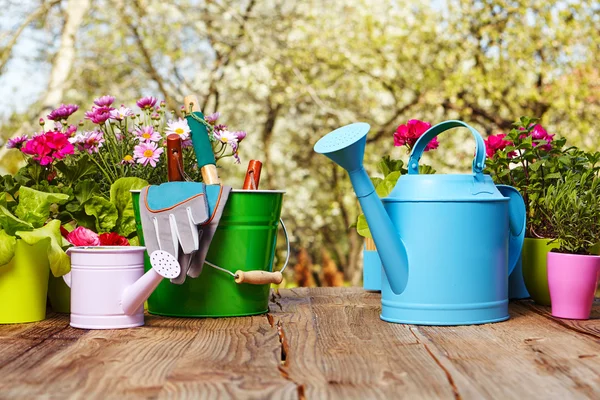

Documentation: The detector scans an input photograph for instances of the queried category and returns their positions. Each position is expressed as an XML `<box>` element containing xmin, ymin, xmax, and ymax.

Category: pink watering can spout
<box><xmin>313</xmin><ymin>123</ymin><xmax>410</xmax><ymax>295</ymax></box>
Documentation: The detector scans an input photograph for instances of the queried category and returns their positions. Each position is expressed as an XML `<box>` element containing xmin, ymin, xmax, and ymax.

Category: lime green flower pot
<box><xmin>0</xmin><ymin>240</ymin><xmax>50</xmax><ymax>324</ymax></box>
<box><xmin>522</xmin><ymin>238</ymin><xmax>560</xmax><ymax>306</ymax></box>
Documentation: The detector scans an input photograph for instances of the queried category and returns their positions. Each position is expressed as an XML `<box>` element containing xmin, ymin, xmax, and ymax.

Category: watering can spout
<box><xmin>314</xmin><ymin>123</ymin><xmax>409</xmax><ymax>294</ymax></box>
<box><xmin>121</xmin><ymin>269</ymin><xmax>164</xmax><ymax>315</ymax></box>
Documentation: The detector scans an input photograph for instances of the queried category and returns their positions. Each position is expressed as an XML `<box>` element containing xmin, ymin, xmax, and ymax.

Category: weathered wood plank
<box><xmin>268</xmin><ymin>287</ymin><xmax>472</xmax><ymax>399</ymax></box>
<box><xmin>0</xmin><ymin>313</ymin><xmax>293</xmax><ymax>399</ymax></box>
<box><xmin>269</xmin><ymin>288</ymin><xmax>600</xmax><ymax>400</ymax></box>
<box><xmin>523</xmin><ymin>299</ymin><xmax>600</xmax><ymax>339</ymax></box>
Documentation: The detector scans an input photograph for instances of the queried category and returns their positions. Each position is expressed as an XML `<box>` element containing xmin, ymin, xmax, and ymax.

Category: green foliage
<box><xmin>485</xmin><ymin>117</ymin><xmax>597</xmax><ymax>238</ymax></box>
<box><xmin>14</xmin><ymin>187</ymin><xmax>69</xmax><ymax>228</ymax></box>
<box><xmin>542</xmin><ymin>171</ymin><xmax>600</xmax><ymax>255</ymax></box>
<box><xmin>16</xmin><ymin>220</ymin><xmax>70</xmax><ymax>277</ymax></box>
<box><xmin>0</xmin><ymin>205</ymin><xmax>33</xmax><ymax>235</ymax></box>
<box><xmin>109</xmin><ymin>177</ymin><xmax>148</xmax><ymax>237</ymax></box>
<box><xmin>0</xmin><ymin>229</ymin><xmax>16</xmax><ymax>266</ymax></box>
<box><xmin>83</xmin><ymin>196</ymin><xmax>119</xmax><ymax>233</ymax></box>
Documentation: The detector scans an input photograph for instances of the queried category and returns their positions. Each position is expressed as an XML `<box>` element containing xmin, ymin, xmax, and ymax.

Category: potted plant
<box><xmin>542</xmin><ymin>170</ymin><xmax>600</xmax><ymax>319</ymax></box>
<box><xmin>484</xmin><ymin>117</ymin><xmax>594</xmax><ymax>304</ymax></box>
<box><xmin>2</xmin><ymin>96</ymin><xmax>247</xmax><ymax>313</ymax></box>
<box><xmin>355</xmin><ymin>119</ymin><xmax>438</xmax><ymax>291</ymax></box>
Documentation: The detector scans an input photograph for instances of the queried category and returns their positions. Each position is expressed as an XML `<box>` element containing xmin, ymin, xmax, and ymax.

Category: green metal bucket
<box><xmin>131</xmin><ymin>189</ymin><xmax>285</xmax><ymax>317</ymax></box>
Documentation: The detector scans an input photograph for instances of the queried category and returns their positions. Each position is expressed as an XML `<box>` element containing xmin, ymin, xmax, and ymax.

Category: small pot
<box><xmin>522</xmin><ymin>237</ymin><xmax>560</xmax><ymax>305</ymax></box>
<box><xmin>547</xmin><ymin>252</ymin><xmax>600</xmax><ymax>320</ymax></box>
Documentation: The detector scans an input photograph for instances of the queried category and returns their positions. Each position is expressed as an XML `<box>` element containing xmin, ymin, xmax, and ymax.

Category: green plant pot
<box><xmin>522</xmin><ymin>237</ymin><xmax>560</xmax><ymax>306</ymax></box>
<box><xmin>0</xmin><ymin>240</ymin><xmax>50</xmax><ymax>324</ymax></box>
<box><xmin>47</xmin><ymin>273</ymin><xmax>71</xmax><ymax>313</ymax></box>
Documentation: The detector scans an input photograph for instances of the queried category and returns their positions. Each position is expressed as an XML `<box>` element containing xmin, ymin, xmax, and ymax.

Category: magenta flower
<box><xmin>134</xmin><ymin>126</ymin><xmax>161</xmax><ymax>142</ymax></box>
<box><xmin>93</xmin><ymin>95</ymin><xmax>115</xmax><ymax>107</ymax></box>
<box><xmin>393</xmin><ymin>119</ymin><xmax>438</xmax><ymax>151</ymax></box>
<box><xmin>134</xmin><ymin>142</ymin><xmax>163</xmax><ymax>167</ymax></box>
<box><xmin>85</xmin><ymin>106</ymin><xmax>113</xmax><ymax>125</ymax></box>
<box><xmin>6</xmin><ymin>135</ymin><xmax>29</xmax><ymax>150</ymax></box>
<box><xmin>47</xmin><ymin>104</ymin><xmax>79</xmax><ymax>121</ymax></box>
<box><xmin>181</xmin><ymin>138</ymin><xmax>193</xmax><ymax>148</ymax></box>
<box><xmin>205</xmin><ymin>112</ymin><xmax>220</xmax><ymax>124</ymax></box>
<box><xmin>233</xmin><ymin>131</ymin><xmax>247</xmax><ymax>142</ymax></box>
<box><xmin>65</xmin><ymin>124</ymin><xmax>77</xmax><ymax>137</ymax></box>
<box><xmin>66</xmin><ymin>226</ymin><xmax>100</xmax><ymax>246</ymax></box>
<box><xmin>485</xmin><ymin>133</ymin><xmax>514</xmax><ymax>158</ymax></box>
<box><xmin>136</xmin><ymin>96</ymin><xmax>158</xmax><ymax>109</ymax></box>
<box><xmin>530</xmin><ymin>124</ymin><xmax>554</xmax><ymax>151</ymax></box>
<box><xmin>21</xmin><ymin>131</ymin><xmax>74</xmax><ymax>165</ymax></box>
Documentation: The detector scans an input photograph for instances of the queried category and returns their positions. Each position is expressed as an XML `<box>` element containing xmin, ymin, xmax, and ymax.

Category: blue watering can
<box><xmin>314</xmin><ymin>120</ymin><xmax>526</xmax><ymax>325</ymax></box>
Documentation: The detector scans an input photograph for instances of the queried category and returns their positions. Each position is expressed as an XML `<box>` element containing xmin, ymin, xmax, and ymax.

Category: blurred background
<box><xmin>0</xmin><ymin>0</ymin><xmax>598</xmax><ymax>287</ymax></box>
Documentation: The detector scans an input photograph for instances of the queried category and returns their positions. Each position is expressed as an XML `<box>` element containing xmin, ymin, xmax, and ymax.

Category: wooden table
<box><xmin>1</xmin><ymin>288</ymin><xmax>599</xmax><ymax>399</ymax></box>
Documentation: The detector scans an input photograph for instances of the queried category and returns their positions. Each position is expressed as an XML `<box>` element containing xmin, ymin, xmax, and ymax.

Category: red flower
<box><xmin>393</xmin><ymin>119</ymin><xmax>438</xmax><ymax>151</ymax></box>
<box><xmin>484</xmin><ymin>133</ymin><xmax>515</xmax><ymax>158</ymax></box>
<box><xmin>99</xmin><ymin>232</ymin><xmax>130</xmax><ymax>246</ymax></box>
<box><xmin>66</xmin><ymin>226</ymin><xmax>100</xmax><ymax>246</ymax></box>
<box><xmin>21</xmin><ymin>130</ymin><xmax>74</xmax><ymax>165</ymax></box>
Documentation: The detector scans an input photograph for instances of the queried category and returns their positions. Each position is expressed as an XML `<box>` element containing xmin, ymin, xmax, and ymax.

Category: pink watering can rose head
<box><xmin>63</xmin><ymin>246</ymin><xmax>180</xmax><ymax>329</ymax></box>
<box><xmin>314</xmin><ymin>120</ymin><xmax>526</xmax><ymax>326</ymax></box>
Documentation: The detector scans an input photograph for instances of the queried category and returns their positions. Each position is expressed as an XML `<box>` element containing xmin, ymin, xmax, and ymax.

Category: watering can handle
<box><xmin>408</xmin><ymin>120</ymin><xmax>487</xmax><ymax>176</ymax></box>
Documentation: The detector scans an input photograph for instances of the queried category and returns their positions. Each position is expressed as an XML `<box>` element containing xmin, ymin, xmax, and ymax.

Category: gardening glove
<box><xmin>138</xmin><ymin>182</ymin><xmax>209</xmax><ymax>283</ymax></box>
<box><xmin>187</xmin><ymin>184</ymin><xmax>232</xmax><ymax>278</ymax></box>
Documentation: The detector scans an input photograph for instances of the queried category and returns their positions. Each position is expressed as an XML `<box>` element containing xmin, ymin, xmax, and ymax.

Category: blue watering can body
<box><xmin>314</xmin><ymin>120</ymin><xmax>526</xmax><ymax>326</ymax></box>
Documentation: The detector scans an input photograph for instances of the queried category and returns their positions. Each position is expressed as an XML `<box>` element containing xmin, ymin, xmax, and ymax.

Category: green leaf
<box><xmin>356</xmin><ymin>213</ymin><xmax>372</xmax><ymax>238</ymax></box>
<box><xmin>375</xmin><ymin>171</ymin><xmax>401</xmax><ymax>197</ymax></box>
<box><xmin>0</xmin><ymin>205</ymin><xmax>34</xmax><ymax>235</ymax></box>
<box><xmin>0</xmin><ymin>229</ymin><xmax>16</xmax><ymax>266</ymax></box>
<box><xmin>0</xmin><ymin>192</ymin><xmax>6</xmax><ymax>208</ymax></box>
<box><xmin>544</xmin><ymin>172</ymin><xmax>561</xmax><ymax>180</ymax></box>
<box><xmin>110</xmin><ymin>177</ymin><xmax>148</xmax><ymax>237</ymax></box>
<box><xmin>1</xmin><ymin>175</ymin><xmax>19</xmax><ymax>197</ymax></box>
<box><xmin>16</xmin><ymin>220</ymin><xmax>70</xmax><ymax>277</ymax></box>
<box><xmin>128</xmin><ymin>236</ymin><xmax>140</xmax><ymax>246</ymax></box>
<box><xmin>84</xmin><ymin>196</ymin><xmax>119</xmax><ymax>232</ymax></box>
<box><xmin>370</xmin><ymin>177</ymin><xmax>383</xmax><ymax>188</ymax></box>
<box><xmin>419</xmin><ymin>164</ymin><xmax>436</xmax><ymax>175</ymax></box>
<box><xmin>75</xmin><ymin>180</ymin><xmax>100</xmax><ymax>205</ymax></box>
<box><xmin>54</xmin><ymin>154</ymin><xmax>97</xmax><ymax>185</ymax></box>
<box><xmin>14</xmin><ymin>186</ymin><xmax>69</xmax><ymax>228</ymax></box>
<box><xmin>377</xmin><ymin>156</ymin><xmax>405</xmax><ymax>176</ymax></box>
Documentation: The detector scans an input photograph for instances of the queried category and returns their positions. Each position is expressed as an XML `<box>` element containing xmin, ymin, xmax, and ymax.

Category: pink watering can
<box><xmin>63</xmin><ymin>246</ymin><xmax>179</xmax><ymax>329</ymax></box>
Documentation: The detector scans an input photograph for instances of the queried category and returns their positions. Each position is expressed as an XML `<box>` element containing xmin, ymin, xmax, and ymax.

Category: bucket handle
<box><xmin>204</xmin><ymin>218</ymin><xmax>290</xmax><ymax>285</ymax></box>
<box><xmin>408</xmin><ymin>120</ymin><xmax>487</xmax><ymax>176</ymax></box>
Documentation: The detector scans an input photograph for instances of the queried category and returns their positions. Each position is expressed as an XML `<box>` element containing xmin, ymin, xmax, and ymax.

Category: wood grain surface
<box><xmin>0</xmin><ymin>288</ymin><xmax>598</xmax><ymax>399</ymax></box>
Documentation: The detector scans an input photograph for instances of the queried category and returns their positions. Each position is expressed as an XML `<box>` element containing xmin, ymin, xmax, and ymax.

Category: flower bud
<box><xmin>39</xmin><ymin>118</ymin><xmax>45</xmax><ymax>126</ymax></box>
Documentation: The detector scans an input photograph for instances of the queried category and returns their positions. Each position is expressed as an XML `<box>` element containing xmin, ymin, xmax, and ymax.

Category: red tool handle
<box><xmin>242</xmin><ymin>160</ymin><xmax>262</xmax><ymax>190</ymax></box>
<box><xmin>167</xmin><ymin>134</ymin><xmax>184</xmax><ymax>182</ymax></box>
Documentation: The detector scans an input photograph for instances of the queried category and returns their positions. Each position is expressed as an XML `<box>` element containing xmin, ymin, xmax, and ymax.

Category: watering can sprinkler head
<box><xmin>314</xmin><ymin>123</ymin><xmax>410</xmax><ymax>295</ymax></box>
<box><xmin>314</xmin><ymin>122</ymin><xmax>370</xmax><ymax>174</ymax></box>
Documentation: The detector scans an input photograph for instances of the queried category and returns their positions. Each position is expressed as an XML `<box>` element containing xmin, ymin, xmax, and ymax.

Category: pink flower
<box><xmin>393</xmin><ymin>119</ymin><xmax>438</xmax><ymax>151</ymax></box>
<box><xmin>530</xmin><ymin>124</ymin><xmax>554</xmax><ymax>151</ymax></box>
<box><xmin>134</xmin><ymin>141</ymin><xmax>163</xmax><ymax>167</ymax></box>
<box><xmin>109</xmin><ymin>106</ymin><xmax>134</xmax><ymax>121</ymax></box>
<box><xmin>121</xmin><ymin>155</ymin><xmax>135</xmax><ymax>165</ymax></box>
<box><xmin>484</xmin><ymin>133</ymin><xmax>514</xmax><ymax>158</ymax></box>
<box><xmin>134</xmin><ymin>126</ymin><xmax>161</xmax><ymax>142</ymax></box>
<box><xmin>85</xmin><ymin>106</ymin><xmax>113</xmax><ymax>125</ymax></box>
<box><xmin>66</xmin><ymin>226</ymin><xmax>100</xmax><ymax>246</ymax></box>
<box><xmin>6</xmin><ymin>135</ymin><xmax>29</xmax><ymax>149</ymax></box>
<box><xmin>234</xmin><ymin>131</ymin><xmax>247</xmax><ymax>142</ymax></box>
<box><xmin>181</xmin><ymin>139</ymin><xmax>193</xmax><ymax>148</ymax></box>
<box><xmin>69</xmin><ymin>131</ymin><xmax>104</xmax><ymax>154</ymax></box>
<box><xmin>136</xmin><ymin>96</ymin><xmax>158</xmax><ymax>109</ymax></box>
<box><xmin>94</xmin><ymin>95</ymin><xmax>115</xmax><ymax>107</ymax></box>
<box><xmin>21</xmin><ymin>131</ymin><xmax>74</xmax><ymax>165</ymax></box>
<box><xmin>47</xmin><ymin>104</ymin><xmax>79</xmax><ymax>121</ymax></box>
<box><xmin>205</xmin><ymin>112</ymin><xmax>220</xmax><ymax>124</ymax></box>
<box><xmin>65</xmin><ymin>124</ymin><xmax>77</xmax><ymax>137</ymax></box>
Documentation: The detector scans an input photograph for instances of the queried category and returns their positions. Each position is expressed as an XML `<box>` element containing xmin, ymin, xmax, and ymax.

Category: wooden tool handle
<box><xmin>183</xmin><ymin>94</ymin><xmax>221</xmax><ymax>185</ymax></box>
<box><xmin>242</xmin><ymin>160</ymin><xmax>262</xmax><ymax>190</ymax></box>
<box><xmin>234</xmin><ymin>270</ymin><xmax>283</xmax><ymax>285</ymax></box>
<box><xmin>183</xmin><ymin>95</ymin><xmax>201</xmax><ymax>113</ymax></box>
<box><xmin>167</xmin><ymin>134</ymin><xmax>184</xmax><ymax>182</ymax></box>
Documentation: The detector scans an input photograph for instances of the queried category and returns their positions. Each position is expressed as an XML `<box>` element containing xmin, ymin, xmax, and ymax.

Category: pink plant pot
<box><xmin>547</xmin><ymin>252</ymin><xmax>600</xmax><ymax>320</ymax></box>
